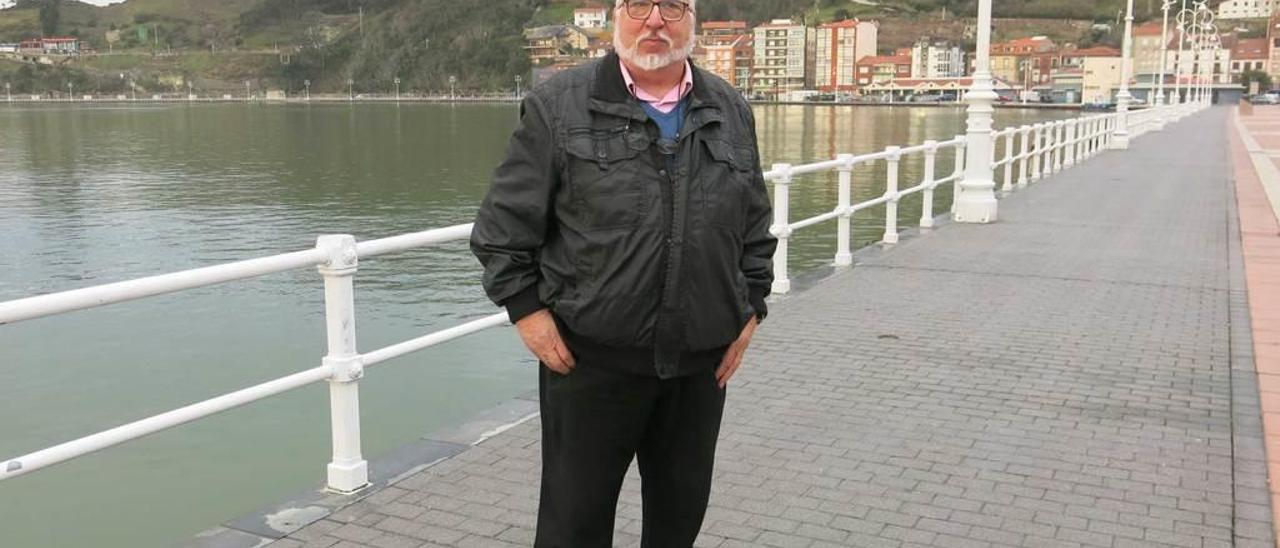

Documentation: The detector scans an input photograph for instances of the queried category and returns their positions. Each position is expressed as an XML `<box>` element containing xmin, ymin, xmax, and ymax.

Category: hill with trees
<box><xmin>0</xmin><ymin>0</ymin><xmax>1227</xmax><ymax>95</ymax></box>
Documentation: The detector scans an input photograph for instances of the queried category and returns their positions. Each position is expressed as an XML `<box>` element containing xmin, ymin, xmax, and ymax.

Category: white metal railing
<box><xmin>765</xmin><ymin>101</ymin><xmax>1203</xmax><ymax>294</ymax></box>
<box><xmin>0</xmin><ymin>99</ymin><xmax>1207</xmax><ymax>492</ymax></box>
<box><xmin>0</xmin><ymin>224</ymin><xmax>507</xmax><ymax>492</ymax></box>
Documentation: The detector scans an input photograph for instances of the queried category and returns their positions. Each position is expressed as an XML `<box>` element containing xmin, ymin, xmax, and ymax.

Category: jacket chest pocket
<box><xmin>700</xmin><ymin>138</ymin><xmax>756</xmax><ymax>230</ymax></box>
<box><xmin>565</xmin><ymin>130</ymin><xmax>656</xmax><ymax>232</ymax></box>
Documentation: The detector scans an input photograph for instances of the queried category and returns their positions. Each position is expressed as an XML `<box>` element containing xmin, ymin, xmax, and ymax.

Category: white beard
<box><xmin>614</xmin><ymin>31</ymin><xmax>694</xmax><ymax>71</ymax></box>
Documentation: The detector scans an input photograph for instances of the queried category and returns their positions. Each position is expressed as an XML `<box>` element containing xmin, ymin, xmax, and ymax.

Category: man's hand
<box><xmin>516</xmin><ymin>309</ymin><xmax>576</xmax><ymax>374</ymax></box>
<box><xmin>715</xmin><ymin>316</ymin><xmax>758</xmax><ymax>389</ymax></box>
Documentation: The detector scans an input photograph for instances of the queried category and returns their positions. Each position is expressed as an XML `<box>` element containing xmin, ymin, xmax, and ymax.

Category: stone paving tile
<box><xmin>271</xmin><ymin>108</ymin><xmax>1271</xmax><ymax>547</ymax></box>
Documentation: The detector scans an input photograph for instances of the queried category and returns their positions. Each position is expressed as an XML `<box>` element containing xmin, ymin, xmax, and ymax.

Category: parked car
<box><xmin>1252</xmin><ymin>93</ymin><xmax>1280</xmax><ymax>105</ymax></box>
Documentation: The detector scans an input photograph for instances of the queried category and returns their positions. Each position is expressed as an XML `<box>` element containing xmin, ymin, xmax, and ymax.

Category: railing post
<box><xmin>770</xmin><ymin>164</ymin><xmax>792</xmax><ymax>294</ymax></box>
<box><xmin>1041</xmin><ymin>122</ymin><xmax>1054</xmax><ymax>179</ymax></box>
<box><xmin>835</xmin><ymin>155</ymin><xmax>854</xmax><ymax>266</ymax></box>
<box><xmin>951</xmin><ymin>137</ymin><xmax>967</xmax><ymax>212</ymax></box>
<box><xmin>883</xmin><ymin>146</ymin><xmax>902</xmax><ymax>244</ymax></box>
<box><xmin>1053</xmin><ymin>121</ymin><xmax>1065</xmax><ymax>172</ymax></box>
<box><xmin>316</xmin><ymin>234</ymin><xmax>369</xmax><ymax>494</ymax></box>
<box><xmin>1001</xmin><ymin>130</ymin><xmax>1015</xmax><ymax>194</ymax></box>
<box><xmin>1064</xmin><ymin>119</ymin><xmax>1077</xmax><ymax>168</ymax></box>
<box><xmin>920</xmin><ymin>141</ymin><xmax>938</xmax><ymax>228</ymax></box>
<box><xmin>1030</xmin><ymin>124</ymin><xmax>1043</xmax><ymax>182</ymax></box>
<box><xmin>1017</xmin><ymin>126</ymin><xmax>1031</xmax><ymax>189</ymax></box>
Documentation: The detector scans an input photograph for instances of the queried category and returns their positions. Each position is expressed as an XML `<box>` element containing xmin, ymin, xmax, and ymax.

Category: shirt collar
<box><xmin>619</xmin><ymin>58</ymin><xmax>694</xmax><ymax>112</ymax></box>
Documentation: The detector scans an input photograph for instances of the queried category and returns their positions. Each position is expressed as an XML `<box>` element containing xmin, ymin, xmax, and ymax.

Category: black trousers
<box><xmin>534</xmin><ymin>360</ymin><xmax>727</xmax><ymax>548</ymax></box>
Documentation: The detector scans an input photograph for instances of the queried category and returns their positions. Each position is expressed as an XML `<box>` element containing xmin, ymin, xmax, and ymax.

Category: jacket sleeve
<box><xmin>740</xmin><ymin>105</ymin><xmax>778</xmax><ymax>321</ymax></box>
<box><xmin>470</xmin><ymin>94</ymin><xmax>558</xmax><ymax>324</ymax></box>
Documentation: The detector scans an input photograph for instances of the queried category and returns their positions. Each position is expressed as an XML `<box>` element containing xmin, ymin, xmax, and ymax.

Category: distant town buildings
<box><xmin>990</xmin><ymin>36</ymin><xmax>1058</xmax><ymax>89</ymax></box>
<box><xmin>814</xmin><ymin>19</ymin><xmax>877</xmax><ymax>92</ymax></box>
<box><xmin>523</xmin><ymin>25</ymin><xmax>592</xmax><ymax>65</ymax></box>
<box><xmin>18</xmin><ymin>36</ymin><xmax>81</xmax><ymax>55</ymax></box>
<box><xmin>910</xmin><ymin>38</ymin><xmax>965</xmax><ymax>79</ymax></box>
<box><xmin>855</xmin><ymin>53</ymin><xmax>912</xmax><ymax>86</ymax></box>
<box><xmin>695</xmin><ymin>22</ymin><xmax>753</xmax><ymax>91</ymax></box>
<box><xmin>1130</xmin><ymin>22</ymin><xmax>1167</xmax><ymax>83</ymax></box>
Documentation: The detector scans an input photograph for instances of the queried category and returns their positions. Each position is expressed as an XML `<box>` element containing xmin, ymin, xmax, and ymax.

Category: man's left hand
<box><xmin>715</xmin><ymin>316</ymin><xmax>758</xmax><ymax>389</ymax></box>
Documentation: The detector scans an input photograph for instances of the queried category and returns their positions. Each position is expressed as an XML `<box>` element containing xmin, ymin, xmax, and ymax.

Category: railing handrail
<box><xmin>1</xmin><ymin>100</ymin><xmax>1204</xmax><ymax>489</ymax></box>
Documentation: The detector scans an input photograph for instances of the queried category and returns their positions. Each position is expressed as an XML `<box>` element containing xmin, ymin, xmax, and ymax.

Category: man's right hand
<box><xmin>515</xmin><ymin>308</ymin><xmax>576</xmax><ymax>374</ymax></box>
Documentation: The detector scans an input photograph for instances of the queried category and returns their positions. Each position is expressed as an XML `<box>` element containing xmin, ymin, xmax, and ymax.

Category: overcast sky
<box><xmin>0</xmin><ymin>0</ymin><xmax>128</xmax><ymax>6</ymax></box>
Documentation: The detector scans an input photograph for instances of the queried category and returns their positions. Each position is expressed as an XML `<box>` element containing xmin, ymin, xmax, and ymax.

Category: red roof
<box><xmin>1233</xmin><ymin>38</ymin><xmax>1269</xmax><ymax>60</ymax></box>
<box><xmin>1133</xmin><ymin>22</ymin><xmax>1164</xmax><ymax>37</ymax></box>
<box><xmin>1069</xmin><ymin>46</ymin><xmax>1121</xmax><ymax>57</ymax></box>
<box><xmin>820</xmin><ymin>19</ymin><xmax>861</xmax><ymax>29</ymax></box>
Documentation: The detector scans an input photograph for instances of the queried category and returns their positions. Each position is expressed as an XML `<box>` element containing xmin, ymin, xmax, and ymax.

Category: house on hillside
<box><xmin>574</xmin><ymin>6</ymin><xmax>609</xmax><ymax>29</ymax></box>
<box><xmin>18</xmin><ymin>36</ymin><xmax>81</xmax><ymax>55</ymax></box>
<box><xmin>523</xmin><ymin>25</ymin><xmax>591</xmax><ymax>65</ymax></box>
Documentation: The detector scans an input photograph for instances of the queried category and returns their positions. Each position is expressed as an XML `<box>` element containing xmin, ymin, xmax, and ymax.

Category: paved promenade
<box><xmin>266</xmin><ymin>107</ymin><xmax>1272</xmax><ymax>548</ymax></box>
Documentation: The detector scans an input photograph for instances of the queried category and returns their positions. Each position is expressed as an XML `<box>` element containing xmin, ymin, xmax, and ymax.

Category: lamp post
<box><xmin>347</xmin><ymin>78</ymin><xmax>354</xmax><ymax>101</ymax></box>
<box><xmin>1175</xmin><ymin>0</ymin><xmax>1189</xmax><ymax>105</ymax></box>
<box><xmin>1111</xmin><ymin>0</ymin><xmax>1135</xmax><ymax>150</ymax></box>
<box><xmin>449</xmin><ymin>75</ymin><xmax>457</xmax><ymax>100</ymax></box>
<box><xmin>5</xmin><ymin>82</ymin><xmax>9</xmax><ymax>103</ymax></box>
<box><xmin>954</xmin><ymin>0</ymin><xmax>998</xmax><ymax>223</ymax></box>
<box><xmin>394</xmin><ymin>77</ymin><xmax>401</xmax><ymax>101</ymax></box>
<box><xmin>67</xmin><ymin>82</ymin><xmax>74</xmax><ymax>102</ymax></box>
<box><xmin>515</xmin><ymin>74</ymin><xmax>522</xmax><ymax>99</ymax></box>
<box><xmin>245</xmin><ymin>80</ymin><xmax>252</xmax><ymax>101</ymax></box>
<box><xmin>1155</xmin><ymin>0</ymin><xmax>1176</xmax><ymax>126</ymax></box>
<box><xmin>304</xmin><ymin>79</ymin><xmax>311</xmax><ymax>101</ymax></box>
<box><xmin>130</xmin><ymin>79</ymin><xmax>136</xmax><ymax>102</ymax></box>
<box><xmin>187</xmin><ymin>81</ymin><xmax>194</xmax><ymax>101</ymax></box>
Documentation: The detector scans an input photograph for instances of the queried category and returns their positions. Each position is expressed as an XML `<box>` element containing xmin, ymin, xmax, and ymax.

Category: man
<box><xmin>470</xmin><ymin>0</ymin><xmax>775</xmax><ymax>545</ymax></box>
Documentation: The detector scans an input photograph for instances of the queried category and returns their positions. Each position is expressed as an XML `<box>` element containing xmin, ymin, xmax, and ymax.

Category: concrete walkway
<box><xmin>267</xmin><ymin>108</ymin><xmax>1273</xmax><ymax>548</ymax></box>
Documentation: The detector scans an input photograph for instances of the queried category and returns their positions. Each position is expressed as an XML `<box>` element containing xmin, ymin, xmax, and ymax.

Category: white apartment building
<box><xmin>1218</xmin><ymin>0</ymin><xmax>1275</xmax><ymax>20</ymax></box>
<box><xmin>814</xmin><ymin>19</ymin><xmax>877</xmax><ymax>91</ymax></box>
<box><xmin>574</xmin><ymin>7</ymin><xmax>608</xmax><ymax>29</ymax></box>
<box><xmin>910</xmin><ymin>38</ymin><xmax>966</xmax><ymax>79</ymax></box>
<box><xmin>753</xmin><ymin>19</ymin><xmax>810</xmax><ymax>95</ymax></box>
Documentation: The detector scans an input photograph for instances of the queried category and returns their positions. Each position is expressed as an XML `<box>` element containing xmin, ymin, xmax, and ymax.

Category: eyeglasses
<box><xmin>623</xmin><ymin>0</ymin><xmax>693</xmax><ymax>22</ymax></box>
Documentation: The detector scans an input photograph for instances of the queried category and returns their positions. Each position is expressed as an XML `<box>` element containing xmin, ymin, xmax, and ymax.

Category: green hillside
<box><xmin>0</xmin><ymin>0</ymin><xmax>1233</xmax><ymax>95</ymax></box>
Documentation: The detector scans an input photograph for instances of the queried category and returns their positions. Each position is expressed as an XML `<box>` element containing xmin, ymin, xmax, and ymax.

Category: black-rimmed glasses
<box><xmin>623</xmin><ymin>0</ymin><xmax>693</xmax><ymax>22</ymax></box>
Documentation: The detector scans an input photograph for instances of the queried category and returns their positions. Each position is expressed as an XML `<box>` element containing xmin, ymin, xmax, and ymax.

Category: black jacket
<box><xmin>470</xmin><ymin>52</ymin><xmax>776</xmax><ymax>378</ymax></box>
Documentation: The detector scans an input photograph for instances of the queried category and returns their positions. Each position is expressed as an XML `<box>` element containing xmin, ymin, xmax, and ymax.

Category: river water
<box><xmin>0</xmin><ymin>102</ymin><xmax>1071</xmax><ymax>547</ymax></box>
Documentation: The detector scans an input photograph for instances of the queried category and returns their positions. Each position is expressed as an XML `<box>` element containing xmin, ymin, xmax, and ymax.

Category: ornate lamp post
<box><xmin>515</xmin><ymin>74</ymin><xmax>522</xmax><ymax>99</ymax></box>
<box><xmin>187</xmin><ymin>81</ymin><xmax>194</xmax><ymax>101</ymax></box>
<box><xmin>347</xmin><ymin>78</ymin><xmax>354</xmax><ymax>101</ymax></box>
<box><xmin>1155</xmin><ymin>0</ymin><xmax>1177</xmax><ymax>126</ymax></box>
<box><xmin>1175</xmin><ymin>0</ymin><xmax>1190</xmax><ymax>105</ymax></box>
<box><xmin>394</xmin><ymin>77</ymin><xmax>401</xmax><ymax>101</ymax></box>
<box><xmin>449</xmin><ymin>75</ymin><xmax>457</xmax><ymax>100</ymax></box>
<box><xmin>954</xmin><ymin>0</ymin><xmax>998</xmax><ymax>223</ymax></box>
<box><xmin>67</xmin><ymin>82</ymin><xmax>74</xmax><ymax>102</ymax></box>
<box><xmin>1112</xmin><ymin>0</ymin><xmax>1135</xmax><ymax>150</ymax></box>
<box><xmin>304</xmin><ymin>79</ymin><xmax>311</xmax><ymax>101</ymax></box>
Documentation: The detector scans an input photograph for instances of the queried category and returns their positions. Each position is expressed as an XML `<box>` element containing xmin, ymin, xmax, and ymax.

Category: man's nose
<box><xmin>644</xmin><ymin>5</ymin><xmax>666</xmax><ymax>29</ymax></box>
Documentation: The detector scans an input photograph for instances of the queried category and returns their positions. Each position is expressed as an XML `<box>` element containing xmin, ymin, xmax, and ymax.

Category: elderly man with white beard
<box><xmin>470</xmin><ymin>1</ymin><xmax>776</xmax><ymax>545</ymax></box>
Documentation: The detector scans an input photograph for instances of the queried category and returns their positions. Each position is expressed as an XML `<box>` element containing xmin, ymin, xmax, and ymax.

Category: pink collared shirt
<box><xmin>619</xmin><ymin>59</ymin><xmax>693</xmax><ymax>114</ymax></box>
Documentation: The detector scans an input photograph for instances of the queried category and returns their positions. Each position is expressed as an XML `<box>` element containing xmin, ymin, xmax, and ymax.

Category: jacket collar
<box><xmin>589</xmin><ymin>51</ymin><xmax>719</xmax><ymax>122</ymax></box>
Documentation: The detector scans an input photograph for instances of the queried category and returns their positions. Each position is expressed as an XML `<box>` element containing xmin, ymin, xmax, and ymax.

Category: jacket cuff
<box><xmin>502</xmin><ymin>286</ymin><xmax>543</xmax><ymax>324</ymax></box>
<box><xmin>749</xmin><ymin>287</ymin><xmax>769</xmax><ymax>322</ymax></box>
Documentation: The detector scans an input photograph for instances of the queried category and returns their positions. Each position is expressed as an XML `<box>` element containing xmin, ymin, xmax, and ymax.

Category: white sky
<box><xmin>0</xmin><ymin>0</ymin><xmax>127</xmax><ymax>6</ymax></box>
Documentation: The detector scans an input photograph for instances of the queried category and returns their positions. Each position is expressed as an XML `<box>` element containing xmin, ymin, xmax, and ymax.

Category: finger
<box><xmin>719</xmin><ymin>355</ymin><xmax>742</xmax><ymax>388</ymax></box>
<box><xmin>716</xmin><ymin>347</ymin><xmax>741</xmax><ymax>384</ymax></box>
<box><xmin>542</xmin><ymin>354</ymin><xmax>570</xmax><ymax>375</ymax></box>
<box><xmin>552</xmin><ymin>340</ymin><xmax>575</xmax><ymax>370</ymax></box>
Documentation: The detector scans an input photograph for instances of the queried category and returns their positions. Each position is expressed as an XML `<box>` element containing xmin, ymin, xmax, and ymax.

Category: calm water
<box><xmin>0</xmin><ymin>102</ymin><xmax>1070</xmax><ymax>547</ymax></box>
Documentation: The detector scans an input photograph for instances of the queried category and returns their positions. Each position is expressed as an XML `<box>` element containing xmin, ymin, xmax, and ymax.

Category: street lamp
<box><xmin>245</xmin><ymin>80</ymin><xmax>252</xmax><ymax>101</ymax></box>
<box><xmin>67</xmin><ymin>82</ymin><xmax>74</xmax><ymax>102</ymax></box>
<box><xmin>449</xmin><ymin>75</ymin><xmax>457</xmax><ymax>100</ymax></box>
<box><xmin>304</xmin><ymin>79</ymin><xmax>311</xmax><ymax>101</ymax></box>
<box><xmin>954</xmin><ymin>0</ymin><xmax>998</xmax><ymax>223</ymax></box>
<box><xmin>515</xmin><ymin>74</ymin><xmax>523</xmax><ymax>99</ymax></box>
<box><xmin>1156</xmin><ymin>0</ymin><xmax>1176</xmax><ymax>120</ymax></box>
<box><xmin>347</xmin><ymin>78</ymin><xmax>354</xmax><ymax>101</ymax></box>
<box><xmin>1112</xmin><ymin>0</ymin><xmax>1135</xmax><ymax>150</ymax></box>
<box><xmin>394</xmin><ymin>77</ymin><xmax>401</xmax><ymax>101</ymax></box>
<box><xmin>187</xmin><ymin>81</ymin><xmax>194</xmax><ymax>101</ymax></box>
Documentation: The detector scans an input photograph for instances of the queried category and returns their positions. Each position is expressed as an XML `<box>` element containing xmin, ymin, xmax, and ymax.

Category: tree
<box><xmin>1241</xmin><ymin>69</ymin><xmax>1273</xmax><ymax>93</ymax></box>
<box><xmin>39</xmin><ymin>0</ymin><xmax>60</xmax><ymax>36</ymax></box>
